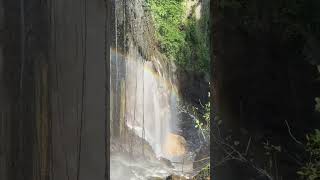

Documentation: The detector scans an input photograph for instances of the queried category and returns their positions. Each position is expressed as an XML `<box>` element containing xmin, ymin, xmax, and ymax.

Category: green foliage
<box><xmin>146</xmin><ymin>0</ymin><xmax>210</xmax><ymax>73</ymax></box>
<box><xmin>180</xmin><ymin>15</ymin><xmax>210</xmax><ymax>73</ymax></box>
<box><xmin>306</xmin><ymin>130</ymin><xmax>320</xmax><ymax>160</ymax></box>
<box><xmin>195</xmin><ymin>163</ymin><xmax>210</xmax><ymax>179</ymax></box>
<box><xmin>297</xmin><ymin>130</ymin><xmax>320</xmax><ymax>180</ymax></box>
<box><xmin>297</xmin><ymin>97</ymin><xmax>320</xmax><ymax>180</ymax></box>
<box><xmin>146</xmin><ymin>0</ymin><xmax>186</xmax><ymax>60</ymax></box>
<box><xmin>194</xmin><ymin>91</ymin><xmax>210</xmax><ymax>141</ymax></box>
<box><xmin>298</xmin><ymin>162</ymin><xmax>320</xmax><ymax>180</ymax></box>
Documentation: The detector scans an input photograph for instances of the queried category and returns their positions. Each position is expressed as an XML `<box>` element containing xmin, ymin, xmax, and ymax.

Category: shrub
<box><xmin>297</xmin><ymin>130</ymin><xmax>320</xmax><ymax>180</ymax></box>
<box><xmin>146</xmin><ymin>0</ymin><xmax>210</xmax><ymax>73</ymax></box>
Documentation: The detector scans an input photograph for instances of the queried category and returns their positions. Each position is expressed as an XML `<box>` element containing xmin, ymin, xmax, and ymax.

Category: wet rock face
<box><xmin>159</xmin><ymin>157</ymin><xmax>174</xmax><ymax>168</ymax></box>
<box><xmin>177</xmin><ymin>69</ymin><xmax>209</xmax><ymax>106</ymax></box>
<box><xmin>111</xmin><ymin>128</ymin><xmax>157</xmax><ymax>161</ymax></box>
<box><xmin>115</xmin><ymin>0</ymin><xmax>177</xmax><ymax>89</ymax></box>
<box><xmin>165</xmin><ymin>174</ymin><xmax>189</xmax><ymax>180</ymax></box>
<box><xmin>116</xmin><ymin>0</ymin><xmax>158</xmax><ymax>61</ymax></box>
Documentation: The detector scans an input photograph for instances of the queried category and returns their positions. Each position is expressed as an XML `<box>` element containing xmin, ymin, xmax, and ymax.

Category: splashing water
<box><xmin>110</xmin><ymin>45</ymin><xmax>196</xmax><ymax>179</ymax></box>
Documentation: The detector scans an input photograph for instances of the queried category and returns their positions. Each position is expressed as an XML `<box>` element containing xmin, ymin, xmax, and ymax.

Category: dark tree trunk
<box><xmin>0</xmin><ymin>0</ymin><xmax>111</xmax><ymax>179</ymax></box>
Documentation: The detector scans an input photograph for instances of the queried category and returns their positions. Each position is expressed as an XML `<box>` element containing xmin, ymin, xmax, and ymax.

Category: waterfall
<box><xmin>110</xmin><ymin>0</ymin><xmax>204</xmax><ymax>179</ymax></box>
<box><xmin>110</xmin><ymin>45</ymin><xmax>193</xmax><ymax>179</ymax></box>
<box><xmin>121</xmin><ymin>47</ymin><xmax>179</xmax><ymax>160</ymax></box>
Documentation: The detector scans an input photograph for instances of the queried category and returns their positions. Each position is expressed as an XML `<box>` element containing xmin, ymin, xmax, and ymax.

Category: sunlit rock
<box><xmin>163</xmin><ymin>133</ymin><xmax>187</xmax><ymax>157</ymax></box>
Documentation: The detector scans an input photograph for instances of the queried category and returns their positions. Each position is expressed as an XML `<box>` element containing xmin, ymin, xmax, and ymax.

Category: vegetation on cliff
<box><xmin>146</xmin><ymin>0</ymin><xmax>210</xmax><ymax>73</ymax></box>
<box><xmin>298</xmin><ymin>129</ymin><xmax>320</xmax><ymax>180</ymax></box>
<box><xmin>298</xmin><ymin>99</ymin><xmax>320</xmax><ymax>180</ymax></box>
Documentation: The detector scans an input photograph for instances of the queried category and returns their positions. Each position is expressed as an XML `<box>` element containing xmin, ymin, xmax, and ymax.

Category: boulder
<box><xmin>163</xmin><ymin>133</ymin><xmax>187</xmax><ymax>157</ymax></box>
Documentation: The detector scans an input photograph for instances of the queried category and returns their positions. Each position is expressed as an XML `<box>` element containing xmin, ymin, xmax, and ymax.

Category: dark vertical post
<box><xmin>105</xmin><ymin>1</ymin><xmax>112</xmax><ymax>178</ymax></box>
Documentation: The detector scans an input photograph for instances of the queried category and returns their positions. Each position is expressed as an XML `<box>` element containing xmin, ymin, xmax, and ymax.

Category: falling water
<box><xmin>110</xmin><ymin>43</ymin><xmax>198</xmax><ymax>177</ymax></box>
<box><xmin>110</xmin><ymin>0</ymin><xmax>206</xmax><ymax>179</ymax></box>
<box><xmin>122</xmin><ymin>47</ymin><xmax>180</xmax><ymax>160</ymax></box>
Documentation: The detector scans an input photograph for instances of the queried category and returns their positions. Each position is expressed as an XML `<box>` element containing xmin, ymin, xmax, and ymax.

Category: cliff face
<box><xmin>110</xmin><ymin>1</ymin><xmax>210</xmax><ymax>178</ymax></box>
<box><xmin>118</xmin><ymin>0</ymin><xmax>177</xmax><ymax>86</ymax></box>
